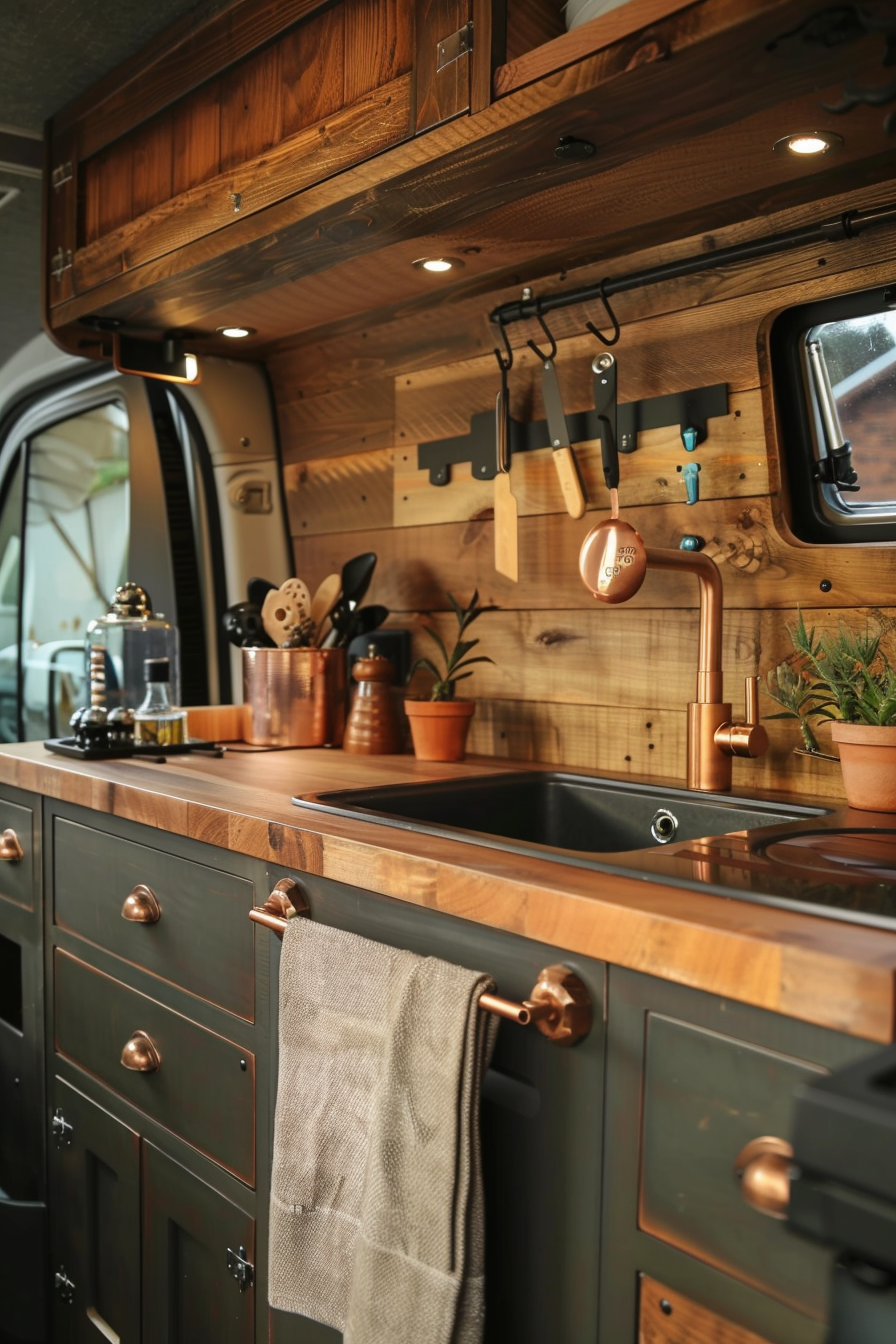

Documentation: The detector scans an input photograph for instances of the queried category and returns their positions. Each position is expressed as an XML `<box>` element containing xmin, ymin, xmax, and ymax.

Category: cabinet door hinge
<box><xmin>50</xmin><ymin>247</ymin><xmax>72</xmax><ymax>283</ymax></box>
<box><xmin>437</xmin><ymin>20</ymin><xmax>473</xmax><ymax>72</ymax></box>
<box><xmin>226</xmin><ymin>1245</ymin><xmax>254</xmax><ymax>1291</ymax></box>
<box><xmin>51</xmin><ymin>162</ymin><xmax>72</xmax><ymax>191</ymax></box>
<box><xmin>54</xmin><ymin>1267</ymin><xmax>76</xmax><ymax>1303</ymax></box>
<box><xmin>51</xmin><ymin>1107</ymin><xmax>73</xmax><ymax>1148</ymax></box>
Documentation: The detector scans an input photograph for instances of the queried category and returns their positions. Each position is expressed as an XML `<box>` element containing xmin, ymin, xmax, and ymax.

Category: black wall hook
<box><xmin>526</xmin><ymin>312</ymin><xmax>558</xmax><ymax>362</ymax></box>
<box><xmin>493</xmin><ymin>318</ymin><xmax>514</xmax><ymax>372</ymax></box>
<box><xmin>584</xmin><ymin>281</ymin><xmax>621</xmax><ymax>346</ymax></box>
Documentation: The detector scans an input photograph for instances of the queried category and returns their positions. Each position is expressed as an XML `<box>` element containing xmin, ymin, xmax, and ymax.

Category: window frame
<box><xmin>771</xmin><ymin>280</ymin><xmax>896</xmax><ymax>545</ymax></box>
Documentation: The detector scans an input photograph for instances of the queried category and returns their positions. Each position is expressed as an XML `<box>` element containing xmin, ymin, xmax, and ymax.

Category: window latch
<box><xmin>815</xmin><ymin>442</ymin><xmax>860</xmax><ymax>492</ymax></box>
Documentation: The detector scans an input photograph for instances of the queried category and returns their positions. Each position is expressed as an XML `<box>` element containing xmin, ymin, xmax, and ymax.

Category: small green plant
<box><xmin>765</xmin><ymin>611</ymin><xmax>896</xmax><ymax>752</ymax></box>
<box><xmin>409</xmin><ymin>590</ymin><xmax>494</xmax><ymax>702</ymax></box>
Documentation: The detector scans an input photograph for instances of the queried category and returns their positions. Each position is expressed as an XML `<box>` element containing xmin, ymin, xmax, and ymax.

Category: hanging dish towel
<box><xmin>268</xmin><ymin>917</ymin><xmax>500</xmax><ymax>1344</ymax></box>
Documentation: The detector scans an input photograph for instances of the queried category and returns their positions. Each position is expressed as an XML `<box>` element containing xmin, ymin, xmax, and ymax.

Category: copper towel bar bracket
<box><xmin>250</xmin><ymin>885</ymin><xmax>592</xmax><ymax>1046</ymax></box>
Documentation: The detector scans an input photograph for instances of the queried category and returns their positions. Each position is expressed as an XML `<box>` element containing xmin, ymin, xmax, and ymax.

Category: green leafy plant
<box><xmin>765</xmin><ymin>611</ymin><xmax>896</xmax><ymax>752</ymax></box>
<box><xmin>408</xmin><ymin>590</ymin><xmax>494</xmax><ymax>702</ymax></box>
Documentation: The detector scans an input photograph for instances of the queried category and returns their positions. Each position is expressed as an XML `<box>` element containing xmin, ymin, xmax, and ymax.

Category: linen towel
<box><xmin>268</xmin><ymin>917</ymin><xmax>500</xmax><ymax>1344</ymax></box>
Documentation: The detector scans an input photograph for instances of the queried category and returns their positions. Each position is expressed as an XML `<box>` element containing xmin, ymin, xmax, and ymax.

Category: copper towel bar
<box><xmin>250</xmin><ymin>878</ymin><xmax>592</xmax><ymax>1045</ymax></box>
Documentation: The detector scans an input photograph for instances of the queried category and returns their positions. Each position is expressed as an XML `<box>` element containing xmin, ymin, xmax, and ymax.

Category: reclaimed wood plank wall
<box><xmin>269</xmin><ymin>179</ymin><xmax>896</xmax><ymax>803</ymax></box>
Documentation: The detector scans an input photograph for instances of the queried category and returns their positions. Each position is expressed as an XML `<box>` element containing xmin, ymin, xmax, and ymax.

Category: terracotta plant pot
<box><xmin>405</xmin><ymin>698</ymin><xmax>475</xmax><ymax>762</ymax></box>
<box><xmin>830</xmin><ymin>722</ymin><xmax>896</xmax><ymax>812</ymax></box>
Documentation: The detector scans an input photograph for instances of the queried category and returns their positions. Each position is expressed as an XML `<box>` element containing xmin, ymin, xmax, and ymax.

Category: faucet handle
<box><xmin>714</xmin><ymin>677</ymin><xmax>769</xmax><ymax>760</ymax></box>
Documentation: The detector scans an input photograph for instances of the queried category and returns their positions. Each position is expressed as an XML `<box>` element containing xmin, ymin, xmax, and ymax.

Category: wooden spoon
<box><xmin>310</xmin><ymin>573</ymin><xmax>341</xmax><ymax>638</ymax></box>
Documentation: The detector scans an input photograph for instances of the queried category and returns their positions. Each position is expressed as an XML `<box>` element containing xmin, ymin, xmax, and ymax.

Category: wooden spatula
<box><xmin>310</xmin><ymin>573</ymin><xmax>341</xmax><ymax>643</ymax></box>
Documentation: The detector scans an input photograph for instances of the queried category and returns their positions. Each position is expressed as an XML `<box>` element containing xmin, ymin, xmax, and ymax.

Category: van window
<box><xmin>0</xmin><ymin>397</ymin><xmax>131</xmax><ymax>740</ymax></box>
<box><xmin>771</xmin><ymin>283</ymin><xmax>896</xmax><ymax>543</ymax></box>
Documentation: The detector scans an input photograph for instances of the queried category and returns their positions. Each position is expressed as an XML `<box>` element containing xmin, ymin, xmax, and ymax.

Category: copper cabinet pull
<box><xmin>0</xmin><ymin>828</ymin><xmax>24</xmax><ymax>862</ymax></box>
<box><xmin>249</xmin><ymin>877</ymin><xmax>310</xmax><ymax>933</ymax></box>
<box><xmin>121</xmin><ymin>883</ymin><xmax>161</xmax><ymax>923</ymax></box>
<box><xmin>120</xmin><ymin>1030</ymin><xmax>161</xmax><ymax>1073</ymax></box>
<box><xmin>734</xmin><ymin>1135</ymin><xmax>793</xmax><ymax>1218</ymax></box>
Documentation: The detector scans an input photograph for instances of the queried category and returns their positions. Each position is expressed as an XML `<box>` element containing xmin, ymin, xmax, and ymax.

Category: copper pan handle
<box><xmin>734</xmin><ymin>1136</ymin><xmax>793</xmax><ymax>1218</ymax></box>
<box><xmin>0</xmin><ymin>829</ymin><xmax>24</xmax><ymax>862</ymax></box>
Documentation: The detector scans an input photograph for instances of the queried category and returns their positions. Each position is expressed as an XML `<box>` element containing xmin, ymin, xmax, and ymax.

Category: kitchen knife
<box><xmin>542</xmin><ymin>357</ymin><xmax>587</xmax><ymax>519</ymax></box>
<box><xmin>494</xmin><ymin>386</ymin><xmax>518</xmax><ymax>581</ymax></box>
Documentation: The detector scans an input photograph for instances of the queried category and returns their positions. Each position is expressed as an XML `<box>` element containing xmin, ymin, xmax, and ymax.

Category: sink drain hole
<box><xmin>651</xmin><ymin>809</ymin><xmax>679</xmax><ymax>844</ymax></box>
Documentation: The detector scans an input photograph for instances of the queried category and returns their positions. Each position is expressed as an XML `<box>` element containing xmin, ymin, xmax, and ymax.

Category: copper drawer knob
<box><xmin>120</xmin><ymin>1030</ymin><xmax>161</xmax><ymax>1073</ymax></box>
<box><xmin>734</xmin><ymin>1135</ymin><xmax>793</xmax><ymax>1218</ymax></box>
<box><xmin>0</xmin><ymin>829</ymin><xmax>24</xmax><ymax>862</ymax></box>
<box><xmin>121</xmin><ymin>884</ymin><xmax>161</xmax><ymax>923</ymax></box>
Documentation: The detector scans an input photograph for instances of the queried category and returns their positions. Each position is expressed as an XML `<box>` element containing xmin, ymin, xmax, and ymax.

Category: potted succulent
<box><xmin>405</xmin><ymin>590</ymin><xmax>494</xmax><ymax>761</ymax></box>
<box><xmin>765</xmin><ymin>611</ymin><xmax>896</xmax><ymax>810</ymax></box>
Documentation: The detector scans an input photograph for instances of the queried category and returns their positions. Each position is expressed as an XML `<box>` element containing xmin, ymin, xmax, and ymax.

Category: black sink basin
<box><xmin>293</xmin><ymin>771</ymin><xmax>826</xmax><ymax>864</ymax></box>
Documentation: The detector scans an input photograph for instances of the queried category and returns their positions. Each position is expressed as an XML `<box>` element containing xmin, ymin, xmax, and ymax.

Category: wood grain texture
<box><xmin>47</xmin><ymin>0</ymin><xmax>888</xmax><ymax>334</ymax></box>
<box><xmin>414</xmin><ymin>0</ymin><xmax>471</xmax><ymax>133</ymax></box>
<box><xmin>74</xmin><ymin>79</ymin><xmax>413</xmax><ymax>293</ymax></box>
<box><xmin>639</xmin><ymin>1276</ymin><xmax>774</xmax><ymax>1344</ymax></box>
<box><xmin>1</xmin><ymin>742</ymin><xmax>894</xmax><ymax>1042</ymax></box>
<box><xmin>54</xmin><ymin>0</ymin><xmax>353</xmax><ymax>157</ymax></box>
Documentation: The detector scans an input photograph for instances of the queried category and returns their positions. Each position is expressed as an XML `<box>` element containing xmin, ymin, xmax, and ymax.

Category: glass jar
<box><xmin>133</xmin><ymin>657</ymin><xmax>187</xmax><ymax>747</ymax></box>
<box><xmin>85</xmin><ymin>582</ymin><xmax>180</xmax><ymax>715</ymax></box>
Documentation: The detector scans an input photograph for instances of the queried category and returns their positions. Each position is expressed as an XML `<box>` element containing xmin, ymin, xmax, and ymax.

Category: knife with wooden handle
<box><xmin>542</xmin><ymin>356</ymin><xmax>587</xmax><ymax>519</ymax></box>
<box><xmin>494</xmin><ymin>386</ymin><xmax>518</xmax><ymax>581</ymax></box>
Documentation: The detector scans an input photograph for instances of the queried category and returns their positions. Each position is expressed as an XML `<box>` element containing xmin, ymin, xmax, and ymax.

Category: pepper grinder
<box><xmin>343</xmin><ymin>646</ymin><xmax>404</xmax><ymax>754</ymax></box>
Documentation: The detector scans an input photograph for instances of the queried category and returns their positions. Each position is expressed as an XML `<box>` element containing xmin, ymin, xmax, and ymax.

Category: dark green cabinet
<box><xmin>599</xmin><ymin>967</ymin><xmax>877</xmax><ymax>1344</ymax></box>
<box><xmin>261</xmin><ymin>865</ymin><xmax>607</xmax><ymax>1344</ymax></box>
<box><xmin>0</xmin><ymin>783</ymin><xmax>46</xmax><ymax>1344</ymax></box>
<box><xmin>44</xmin><ymin>801</ymin><xmax>269</xmax><ymax>1344</ymax></box>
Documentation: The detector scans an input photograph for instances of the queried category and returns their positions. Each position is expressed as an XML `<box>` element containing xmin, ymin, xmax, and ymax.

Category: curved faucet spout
<box><xmin>644</xmin><ymin>547</ymin><xmax>723</xmax><ymax>705</ymax></box>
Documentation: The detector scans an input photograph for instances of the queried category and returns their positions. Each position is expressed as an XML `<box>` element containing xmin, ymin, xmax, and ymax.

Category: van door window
<box><xmin>4</xmin><ymin>399</ymin><xmax>131</xmax><ymax>740</ymax></box>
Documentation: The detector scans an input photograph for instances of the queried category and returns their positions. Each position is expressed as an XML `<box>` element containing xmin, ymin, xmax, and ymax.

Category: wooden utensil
<box><xmin>310</xmin><ymin>573</ymin><xmax>341</xmax><ymax>643</ymax></box>
<box><xmin>494</xmin><ymin>385</ymin><xmax>518</xmax><ymax>581</ymax></box>
<box><xmin>542</xmin><ymin>355</ymin><xmax>587</xmax><ymax>520</ymax></box>
<box><xmin>261</xmin><ymin>579</ymin><xmax>312</xmax><ymax>646</ymax></box>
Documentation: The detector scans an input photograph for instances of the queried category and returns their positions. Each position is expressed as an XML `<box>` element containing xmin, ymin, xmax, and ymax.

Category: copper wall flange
<box><xmin>734</xmin><ymin>1135</ymin><xmax>793</xmax><ymax>1218</ymax></box>
<box><xmin>526</xmin><ymin>964</ymin><xmax>592</xmax><ymax>1046</ymax></box>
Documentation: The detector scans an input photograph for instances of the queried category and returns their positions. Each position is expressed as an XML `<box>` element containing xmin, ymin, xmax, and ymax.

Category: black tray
<box><xmin>44</xmin><ymin>737</ymin><xmax>224</xmax><ymax>761</ymax></box>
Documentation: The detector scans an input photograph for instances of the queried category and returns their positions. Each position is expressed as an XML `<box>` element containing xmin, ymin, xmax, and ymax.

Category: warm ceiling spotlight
<box><xmin>773</xmin><ymin>131</ymin><xmax>842</xmax><ymax>157</ymax></box>
<box><xmin>216</xmin><ymin>325</ymin><xmax>256</xmax><ymax>338</ymax></box>
<box><xmin>412</xmin><ymin>257</ymin><xmax>464</xmax><ymax>273</ymax></box>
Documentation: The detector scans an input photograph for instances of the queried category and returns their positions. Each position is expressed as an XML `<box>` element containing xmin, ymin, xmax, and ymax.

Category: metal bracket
<box><xmin>437</xmin><ymin>21</ymin><xmax>473</xmax><ymax>71</ymax></box>
<box><xmin>51</xmin><ymin>1108</ymin><xmax>73</xmax><ymax>1148</ymax></box>
<box><xmin>417</xmin><ymin>383</ymin><xmax>728</xmax><ymax>485</ymax></box>
<box><xmin>50</xmin><ymin>247</ymin><xmax>72</xmax><ymax>283</ymax></box>
<box><xmin>54</xmin><ymin>1268</ymin><xmax>76</xmax><ymax>1304</ymax></box>
<box><xmin>617</xmin><ymin>384</ymin><xmax>728</xmax><ymax>454</ymax></box>
<box><xmin>226</xmin><ymin>1245</ymin><xmax>254</xmax><ymax>1291</ymax></box>
<box><xmin>51</xmin><ymin>162</ymin><xmax>72</xmax><ymax>191</ymax></box>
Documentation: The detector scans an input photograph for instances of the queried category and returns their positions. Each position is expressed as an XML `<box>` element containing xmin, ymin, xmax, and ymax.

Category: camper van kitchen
<box><xmin>2</xmin><ymin>2</ymin><xmax>896</xmax><ymax>1342</ymax></box>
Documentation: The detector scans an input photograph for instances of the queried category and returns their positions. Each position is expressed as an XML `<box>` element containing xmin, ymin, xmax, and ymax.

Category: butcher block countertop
<box><xmin>4</xmin><ymin>740</ymin><xmax>896</xmax><ymax>1045</ymax></box>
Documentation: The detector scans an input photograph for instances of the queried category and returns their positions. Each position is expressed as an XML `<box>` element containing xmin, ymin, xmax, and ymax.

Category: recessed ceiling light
<box><xmin>412</xmin><ymin>257</ymin><xmax>464</xmax><ymax>273</ymax></box>
<box><xmin>773</xmin><ymin>131</ymin><xmax>842</xmax><ymax>157</ymax></box>
<box><xmin>216</xmin><ymin>325</ymin><xmax>256</xmax><ymax>338</ymax></box>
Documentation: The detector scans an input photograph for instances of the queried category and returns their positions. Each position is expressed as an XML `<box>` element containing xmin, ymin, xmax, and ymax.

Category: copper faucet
<box><xmin>580</xmin><ymin>535</ymin><xmax>768</xmax><ymax>792</ymax></box>
<box><xmin>580</xmin><ymin>353</ymin><xmax>767</xmax><ymax>791</ymax></box>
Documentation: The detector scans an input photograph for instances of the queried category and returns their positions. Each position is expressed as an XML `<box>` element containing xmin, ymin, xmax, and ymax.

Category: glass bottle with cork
<box><xmin>133</xmin><ymin>658</ymin><xmax>188</xmax><ymax>747</ymax></box>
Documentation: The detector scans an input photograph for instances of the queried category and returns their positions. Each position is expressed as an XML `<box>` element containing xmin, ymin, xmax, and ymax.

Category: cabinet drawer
<box><xmin>53</xmin><ymin>817</ymin><xmax>254</xmax><ymax>1019</ymax></box>
<box><xmin>54</xmin><ymin>949</ymin><xmax>255</xmax><ymax>1184</ymax></box>
<box><xmin>639</xmin><ymin>1014</ymin><xmax>830</xmax><ymax>1317</ymax></box>
<box><xmin>0</xmin><ymin>799</ymin><xmax>34</xmax><ymax>910</ymax></box>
